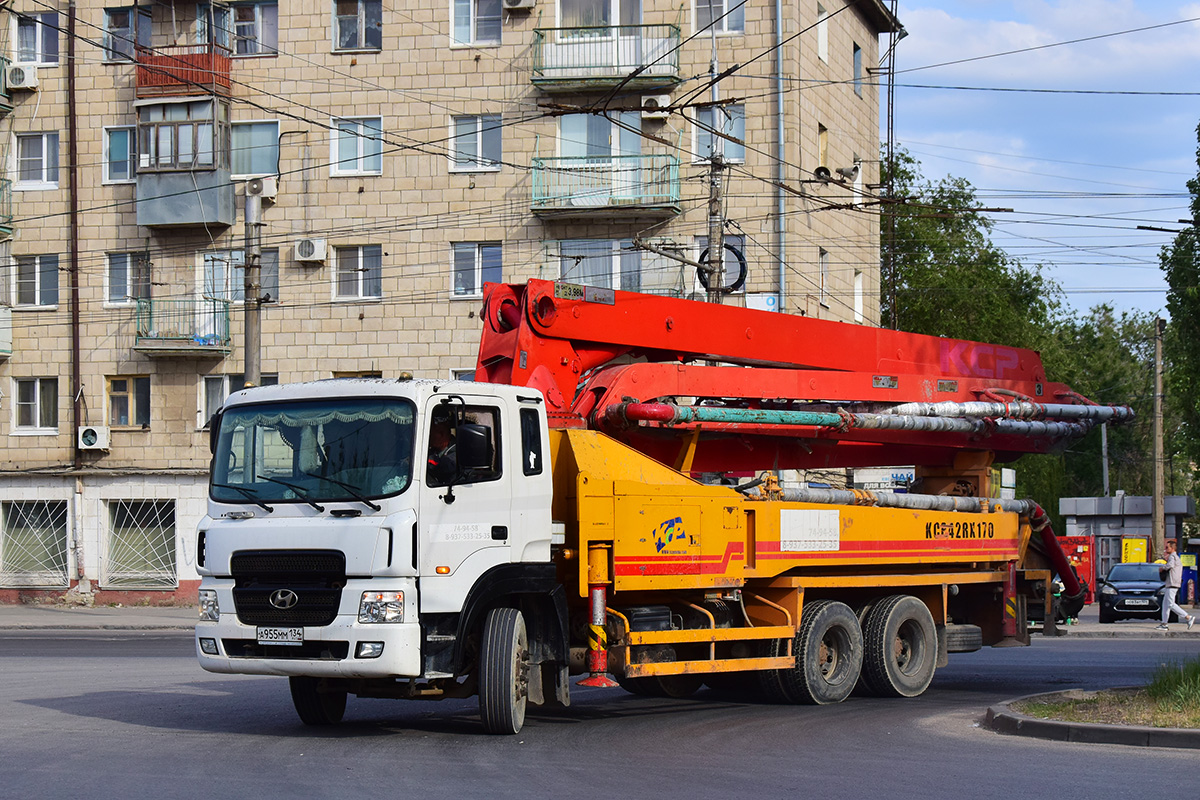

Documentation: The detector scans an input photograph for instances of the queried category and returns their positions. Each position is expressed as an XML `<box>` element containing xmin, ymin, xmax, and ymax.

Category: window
<box><xmin>452</xmin><ymin>0</ymin><xmax>501</xmax><ymax>45</ymax></box>
<box><xmin>816</xmin><ymin>4</ymin><xmax>828</xmax><ymax>63</ymax></box>
<box><xmin>197</xmin><ymin>3</ymin><xmax>230</xmax><ymax>48</ymax></box>
<box><xmin>558</xmin><ymin>239</ymin><xmax>641</xmax><ymax>292</ymax></box>
<box><xmin>819</xmin><ymin>247</ymin><xmax>829</xmax><ymax>307</ymax></box>
<box><xmin>203</xmin><ymin>249</ymin><xmax>280</xmax><ymax>302</ymax></box>
<box><xmin>853</xmin><ymin>43</ymin><xmax>863</xmax><ymax>96</ymax></box>
<box><xmin>333</xmin><ymin>370</ymin><xmax>384</xmax><ymax>379</ymax></box>
<box><xmin>232</xmin><ymin>120</ymin><xmax>280</xmax><ymax>176</ymax></box>
<box><xmin>695</xmin><ymin>105</ymin><xmax>745</xmax><ymax>162</ymax></box>
<box><xmin>109</xmin><ymin>376</ymin><xmax>151</xmax><ymax>428</ymax></box>
<box><xmin>107</xmin><ymin>252</ymin><xmax>150</xmax><ymax>305</ymax></box>
<box><xmin>697</xmin><ymin>0</ymin><xmax>743</xmax><ymax>33</ymax></box>
<box><xmin>103</xmin><ymin>8</ymin><xmax>150</xmax><ymax>61</ymax></box>
<box><xmin>332</xmin><ymin>117</ymin><xmax>383</xmax><ymax>176</ymax></box>
<box><xmin>138</xmin><ymin>100</ymin><xmax>230</xmax><ymax>172</ymax></box>
<box><xmin>15</xmin><ymin>255</ymin><xmax>58</xmax><ymax>307</ymax></box>
<box><xmin>103</xmin><ymin>127</ymin><xmax>137</xmax><ymax>183</ymax></box>
<box><xmin>201</xmin><ymin>373</ymin><xmax>278</xmax><ymax>426</ymax></box>
<box><xmin>14</xmin><ymin>378</ymin><xmax>57</xmax><ymax>431</ymax></box>
<box><xmin>426</xmin><ymin>404</ymin><xmax>501</xmax><ymax>487</ymax></box>
<box><xmin>334</xmin><ymin>0</ymin><xmax>382</xmax><ymax>51</ymax></box>
<box><xmin>232</xmin><ymin>2</ymin><xmax>279</xmax><ymax>55</ymax></box>
<box><xmin>16</xmin><ymin>12</ymin><xmax>58</xmax><ymax>65</ymax></box>
<box><xmin>1</xmin><ymin>501</ymin><xmax>69</xmax><ymax>588</ymax></box>
<box><xmin>853</xmin><ymin>269</ymin><xmax>864</xmax><ymax>323</ymax></box>
<box><xmin>817</xmin><ymin>123</ymin><xmax>828</xmax><ymax>168</ymax></box>
<box><xmin>452</xmin><ymin>242</ymin><xmax>502</xmax><ymax>298</ymax></box>
<box><xmin>560</xmin><ymin>0</ymin><xmax>640</xmax><ymax>27</ymax></box>
<box><xmin>16</xmin><ymin>133</ymin><xmax>60</xmax><ymax>187</ymax></box>
<box><xmin>104</xmin><ymin>500</ymin><xmax>176</xmax><ymax>589</ymax></box>
<box><xmin>335</xmin><ymin>245</ymin><xmax>383</xmax><ymax>299</ymax></box>
<box><xmin>695</xmin><ymin>234</ymin><xmax>746</xmax><ymax>294</ymax></box>
<box><xmin>520</xmin><ymin>408</ymin><xmax>543</xmax><ymax>476</ymax></box>
<box><xmin>450</xmin><ymin>115</ymin><xmax>502</xmax><ymax>171</ymax></box>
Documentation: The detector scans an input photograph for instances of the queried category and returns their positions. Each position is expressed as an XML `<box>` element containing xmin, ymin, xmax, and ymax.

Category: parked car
<box><xmin>1097</xmin><ymin>562</ymin><xmax>1177</xmax><ymax>623</ymax></box>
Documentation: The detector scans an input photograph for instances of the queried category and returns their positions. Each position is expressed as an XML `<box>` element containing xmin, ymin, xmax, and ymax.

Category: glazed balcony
<box><xmin>0</xmin><ymin>56</ymin><xmax>12</xmax><ymax>116</ymax></box>
<box><xmin>133</xmin><ymin>297</ymin><xmax>231</xmax><ymax>357</ymax></box>
<box><xmin>532</xmin><ymin>154</ymin><xmax>681</xmax><ymax>219</ymax></box>
<box><xmin>135</xmin><ymin>43</ymin><xmax>232</xmax><ymax>98</ymax></box>
<box><xmin>0</xmin><ymin>306</ymin><xmax>10</xmax><ymax>360</ymax></box>
<box><xmin>0</xmin><ymin>179</ymin><xmax>12</xmax><ymax>238</ymax></box>
<box><xmin>532</xmin><ymin>24</ymin><xmax>681</xmax><ymax>92</ymax></box>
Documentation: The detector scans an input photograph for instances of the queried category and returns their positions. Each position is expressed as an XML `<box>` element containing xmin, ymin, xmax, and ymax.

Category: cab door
<box><xmin>417</xmin><ymin>395</ymin><xmax>514</xmax><ymax>614</ymax></box>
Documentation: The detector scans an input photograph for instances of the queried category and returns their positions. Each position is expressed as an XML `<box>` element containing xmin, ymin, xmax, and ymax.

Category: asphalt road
<box><xmin>2</xmin><ymin>630</ymin><xmax>1197</xmax><ymax>800</ymax></box>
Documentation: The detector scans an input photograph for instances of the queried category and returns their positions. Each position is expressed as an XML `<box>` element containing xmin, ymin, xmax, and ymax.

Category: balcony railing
<box><xmin>134</xmin><ymin>297</ymin><xmax>231</xmax><ymax>357</ymax></box>
<box><xmin>532</xmin><ymin>24</ymin><xmax>680</xmax><ymax>91</ymax></box>
<box><xmin>532</xmin><ymin>154</ymin><xmax>681</xmax><ymax>218</ymax></box>
<box><xmin>135</xmin><ymin>43</ymin><xmax>232</xmax><ymax>98</ymax></box>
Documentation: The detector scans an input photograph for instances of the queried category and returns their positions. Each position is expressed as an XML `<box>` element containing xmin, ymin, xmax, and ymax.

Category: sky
<box><xmin>888</xmin><ymin>0</ymin><xmax>1200</xmax><ymax>318</ymax></box>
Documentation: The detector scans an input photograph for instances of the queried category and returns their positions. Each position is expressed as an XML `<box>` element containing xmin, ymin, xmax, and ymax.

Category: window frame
<box><xmin>13</xmin><ymin>377</ymin><xmax>58</xmax><ymax>434</ymax></box>
<box><xmin>108</xmin><ymin>375</ymin><xmax>152</xmax><ymax>429</ymax></box>
<box><xmin>14</xmin><ymin>254</ymin><xmax>59</xmax><ymax>308</ymax></box>
<box><xmin>333</xmin><ymin>244</ymin><xmax>384</xmax><ymax>301</ymax></box>
<box><xmin>693</xmin><ymin>104</ymin><xmax>745</xmax><ymax>164</ymax></box>
<box><xmin>103</xmin><ymin>126</ymin><xmax>138</xmax><ymax>184</ymax></box>
<box><xmin>816</xmin><ymin>4</ymin><xmax>828</xmax><ymax>63</ymax></box>
<box><xmin>332</xmin><ymin>0</ymin><xmax>383</xmax><ymax>52</ymax></box>
<box><xmin>231</xmin><ymin>119</ymin><xmax>280</xmax><ymax>177</ymax></box>
<box><xmin>137</xmin><ymin>99</ymin><xmax>231</xmax><ymax>173</ymax></box>
<box><xmin>449</xmin><ymin>114</ymin><xmax>502</xmax><ymax>172</ymax></box>
<box><xmin>695</xmin><ymin>0</ymin><xmax>744</xmax><ymax>35</ymax></box>
<box><xmin>452</xmin><ymin>241</ymin><xmax>502</xmax><ymax>299</ymax></box>
<box><xmin>15</xmin><ymin>12</ymin><xmax>58</xmax><ymax>66</ymax></box>
<box><xmin>103</xmin><ymin>7</ymin><xmax>151</xmax><ymax>62</ymax></box>
<box><xmin>199</xmin><ymin>372</ymin><xmax>279</xmax><ymax>428</ymax></box>
<box><xmin>331</xmin><ymin>116</ymin><xmax>383</xmax><ymax>176</ymax></box>
<box><xmin>451</xmin><ymin>0</ymin><xmax>501</xmax><ymax>47</ymax></box>
<box><xmin>15</xmin><ymin>132</ymin><xmax>60</xmax><ymax>189</ymax></box>
<box><xmin>558</xmin><ymin>239</ymin><xmax>642</xmax><ymax>292</ymax></box>
<box><xmin>425</xmin><ymin>403</ymin><xmax>502</xmax><ymax>488</ymax></box>
<box><xmin>201</xmin><ymin>248</ymin><xmax>280</xmax><ymax>303</ymax></box>
<box><xmin>105</xmin><ymin>252</ymin><xmax>151</xmax><ymax>307</ymax></box>
<box><xmin>853</xmin><ymin>43</ymin><xmax>863</xmax><ymax>97</ymax></box>
<box><xmin>231</xmin><ymin>2</ymin><xmax>279</xmax><ymax>57</ymax></box>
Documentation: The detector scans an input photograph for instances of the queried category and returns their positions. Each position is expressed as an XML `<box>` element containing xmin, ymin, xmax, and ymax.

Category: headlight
<box><xmin>1099</xmin><ymin>584</ymin><xmax>1117</xmax><ymax>596</ymax></box>
<box><xmin>198</xmin><ymin>589</ymin><xmax>220</xmax><ymax>621</ymax></box>
<box><xmin>359</xmin><ymin>590</ymin><xmax>404</xmax><ymax>623</ymax></box>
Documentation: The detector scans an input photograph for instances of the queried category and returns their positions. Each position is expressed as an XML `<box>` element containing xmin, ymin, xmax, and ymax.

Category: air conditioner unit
<box><xmin>246</xmin><ymin>176</ymin><xmax>278</xmax><ymax>202</ymax></box>
<box><xmin>6</xmin><ymin>64</ymin><xmax>38</xmax><ymax>91</ymax></box>
<box><xmin>504</xmin><ymin>0</ymin><xmax>535</xmax><ymax>9</ymax></box>
<box><xmin>641</xmin><ymin>94</ymin><xmax>672</xmax><ymax>119</ymax></box>
<box><xmin>294</xmin><ymin>237</ymin><xmax>327</xmax><ymax>264</ymax></box>
<box><xmin>78</xmin><ymin>425</ymin><xmax>110</xmax><ymax>451</ymax></box>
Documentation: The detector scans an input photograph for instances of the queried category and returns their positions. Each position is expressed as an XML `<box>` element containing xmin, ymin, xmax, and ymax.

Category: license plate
<box><xmin>1125</xmin><ymin>599</ymin><xmax>1150</xmax><ymax>607</ymax></box>
<box><xmin>257</xmin><ymin>626</ymin><xmax>303</xmax><ymax>645</ymax></box>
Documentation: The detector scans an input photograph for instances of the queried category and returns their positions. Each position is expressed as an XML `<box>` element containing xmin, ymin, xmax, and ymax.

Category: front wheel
<box><xmin>478</xmin><ymin>607</ymin><xmax>530</xmax><ymax>735</ymax></box>
<box><xmin>289</xmin><ymin>676</ymin><xmax>347</xmax><ymax>725</ymax></box>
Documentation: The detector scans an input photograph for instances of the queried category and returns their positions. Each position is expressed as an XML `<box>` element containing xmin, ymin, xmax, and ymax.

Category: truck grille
<box><xmin>230</xmin><ymin>549</ymin><xmax>346</xmax><ymax>627</ymax></box>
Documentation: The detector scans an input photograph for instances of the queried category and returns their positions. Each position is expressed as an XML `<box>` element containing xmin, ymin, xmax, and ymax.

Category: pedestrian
<box><xmin>1158</xmin><ymin>538</ymin><xmax>1195</xmax><ymax>631</ymax></box>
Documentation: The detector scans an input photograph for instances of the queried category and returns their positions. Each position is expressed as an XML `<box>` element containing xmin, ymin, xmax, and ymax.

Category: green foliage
<box><xmin>1147</xmin><ymin>657</ymin><xmax>1200</xmax><ymax>713</ymax></box>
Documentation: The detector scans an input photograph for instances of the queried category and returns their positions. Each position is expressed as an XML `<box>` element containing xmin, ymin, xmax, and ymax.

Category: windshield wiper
<box><xmin>260</xmin><ymin>476</ymin><xmax>326</xmax><ymax>512</ymax></box>
<box><xmin>303</xmin><ymin>471</ymin><xmax>382</xmax><ymax>512</ymax></box>
<box><xmin>212</xmin><ymin>483</ymin><xmax>274</xmax><ymax>513</ymax></box>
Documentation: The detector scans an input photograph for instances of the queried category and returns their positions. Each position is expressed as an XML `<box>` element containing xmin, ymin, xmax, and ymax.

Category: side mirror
<box><xmin>457</xmin><ymin>423</ymin><xmax>492</xmax><ymax>470</ymax></box>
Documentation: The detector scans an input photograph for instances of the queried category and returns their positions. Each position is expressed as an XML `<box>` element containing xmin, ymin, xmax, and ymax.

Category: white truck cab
<box><xmin>194</xmin><ymin>378</ymin><xmax>561</xmax><ymax>724</ymax></box>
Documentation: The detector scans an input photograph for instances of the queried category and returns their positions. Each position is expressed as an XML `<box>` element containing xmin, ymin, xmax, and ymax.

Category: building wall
<box><xmin>0</xmin><ymin>0</ymin><xmax>895</xmax><ymax>600</ymax></box>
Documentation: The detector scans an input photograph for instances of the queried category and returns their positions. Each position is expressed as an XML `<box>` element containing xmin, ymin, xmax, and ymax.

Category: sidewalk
<box><xmin>1044</xmin><ymin>601</ymin><xmax>1200</xmax><ymax>639</ymax></box>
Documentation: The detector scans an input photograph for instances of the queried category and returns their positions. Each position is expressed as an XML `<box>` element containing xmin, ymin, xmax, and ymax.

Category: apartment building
<box><xmin>0</xmin><ymin>0</ymin><xmax>899</xmax><ymax>603</ymax></box>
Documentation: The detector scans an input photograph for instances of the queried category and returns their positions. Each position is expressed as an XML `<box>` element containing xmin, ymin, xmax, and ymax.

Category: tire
<box><xmin>478</xmin><ymin>607</ymin><xmax>530</xmax><ymax>735</ymax></box>
<box><xmin>1098</xmin><ymin>608</ymin><xmax>1114</xmax><ymax>624</ymax></box>
<box><xmin>289</xmin><ymin>676</ymin><xmax>347</xmax><ymax>725</ymax></box>
<box><xmin>860</xmin><ymin>595</ymin><xmax>937</xmax><ymax>698</ymax></box>
<box><xmin>943</xmin><ymin>624</ymin><xmax>983</xmax><ymax>652</ymax></box>
<box><xmin>761</xmin><ymin>600</ymin><xmax>863</xmax><ymax>705</ymax></box>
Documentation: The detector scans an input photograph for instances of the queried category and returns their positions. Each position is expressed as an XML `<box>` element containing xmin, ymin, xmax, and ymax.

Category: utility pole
<box><xmin>243</xmin><ymin>187</ymin><xmax>263</xmax><ymax>387</ymax></box>
<box><xmin>1152</xmin><ymin>316</ymin><xmax>1165</xmax><ymax>559</ymax></box>
<box><xmin>704</xmin><ymin>16</ymin><xmax>724</xmax><ymax>304</ymax></box>
<box><xmin>1100</xmin><ymin>422</ymin><xmax>1110</xmax><ymax>496</ymax></box>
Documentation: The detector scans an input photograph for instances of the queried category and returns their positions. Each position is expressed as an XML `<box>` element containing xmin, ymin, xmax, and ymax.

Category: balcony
<box><xmin>133</xmin><ymin>298</ymin><xmax>231</xmax><ymax>357</ymax></box>
<box><xmin>135</xmin><ymin>43</ymin><xmax>232</xmax><ymax>99</ymax></box>
<box><xmin>0</xmin><ymin>306</ymin><xmax>10</xmax><ymax>360</ymax></box>
<box><xmin>0</xmin><ymin>179</ymin><xmax>12</xmax><ymax>238</ymax></box>
<box><xmin>0</xmin><ymin>56</ymin><xmax>12</xmax><ymax>116</ymax></box>
<box><xmin>532</xmin><ymin>154</ymin><xmax>681</xmax><ymax>219</ymax></box>
<box><xmin>532</xmin><ymin>24</ymin><xmax>681</xmax><ymax>92</ymax></box>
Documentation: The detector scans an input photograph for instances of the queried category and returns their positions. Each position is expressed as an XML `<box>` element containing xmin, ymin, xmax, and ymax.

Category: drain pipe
<box><xmin>68</xmin><ymin>0</ymin><xmax>81</xmax><ymax>470</ymax></box>
<box><xmin>775</xmin><ymin>0</ymin><xmax>787</xmax><ymax>313</ymax></box>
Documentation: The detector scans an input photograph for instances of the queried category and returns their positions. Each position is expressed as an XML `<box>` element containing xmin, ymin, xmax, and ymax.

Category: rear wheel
<box><xmin>860</xmin><ymin>595</ymin><xmax>937</xmax><ymax>698</ymax></box>
<box><xmin>289</xmin><ymin>677</ymin><xmax>347</xmax><ymax>725</ymax></box>
<box><xmin>478</xmin><ymin>607</ymin><xmax>530</xmax><ymax>735</ymax></box>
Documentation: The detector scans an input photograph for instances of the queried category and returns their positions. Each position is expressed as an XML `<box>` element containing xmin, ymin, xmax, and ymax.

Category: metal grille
<box><xmin>0</xmin><ymin>501</ymin><xmax>68</xmax><ymax>588</ymax></box>
<box><xmin>221</xmin><ymin>639</ymin><xmax>349</xmax><ymax>660</ymax></box>
<box><xmin>230</xmin><ymin>551</ymin><xmax>344</xmax><ymax>577</ymax></box>
<box><xmin>230</xmin><ymin>549</ymin><xmax>345</xmax><ymax>627</ymax></box>
<box><xmin>233</xmin><ymin>589</ymin><xmax>341</xmax><ymax>626</ymax></box>
<box><xmin>103</xmin><ymin>500</ymin><xmax>176</xmax><ymax>588</ymax></box>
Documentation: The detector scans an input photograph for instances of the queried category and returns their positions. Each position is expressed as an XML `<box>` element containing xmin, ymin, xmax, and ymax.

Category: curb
<box><xmin>985</xmin><ymin>688</ymin><xmax>1200</xmax><ymax>749</ymax></box>
<box><xmin>2</xmin><ymin>624</ymin><xmax>195</xmax><ymax>631</ymax></box>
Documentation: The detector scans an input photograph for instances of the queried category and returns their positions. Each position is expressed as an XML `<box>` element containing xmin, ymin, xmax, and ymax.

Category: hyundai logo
<box><xmin>269</xmin><ymin>589</ymin><xmax>299</xmax><ymax>610</ymax></box>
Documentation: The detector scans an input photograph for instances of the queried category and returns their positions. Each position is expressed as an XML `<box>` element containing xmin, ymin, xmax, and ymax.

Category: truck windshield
<box><xmin>211</xmin><ymin>398</ymin><xmax>416</xmax><ymax>505</ymax></box>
